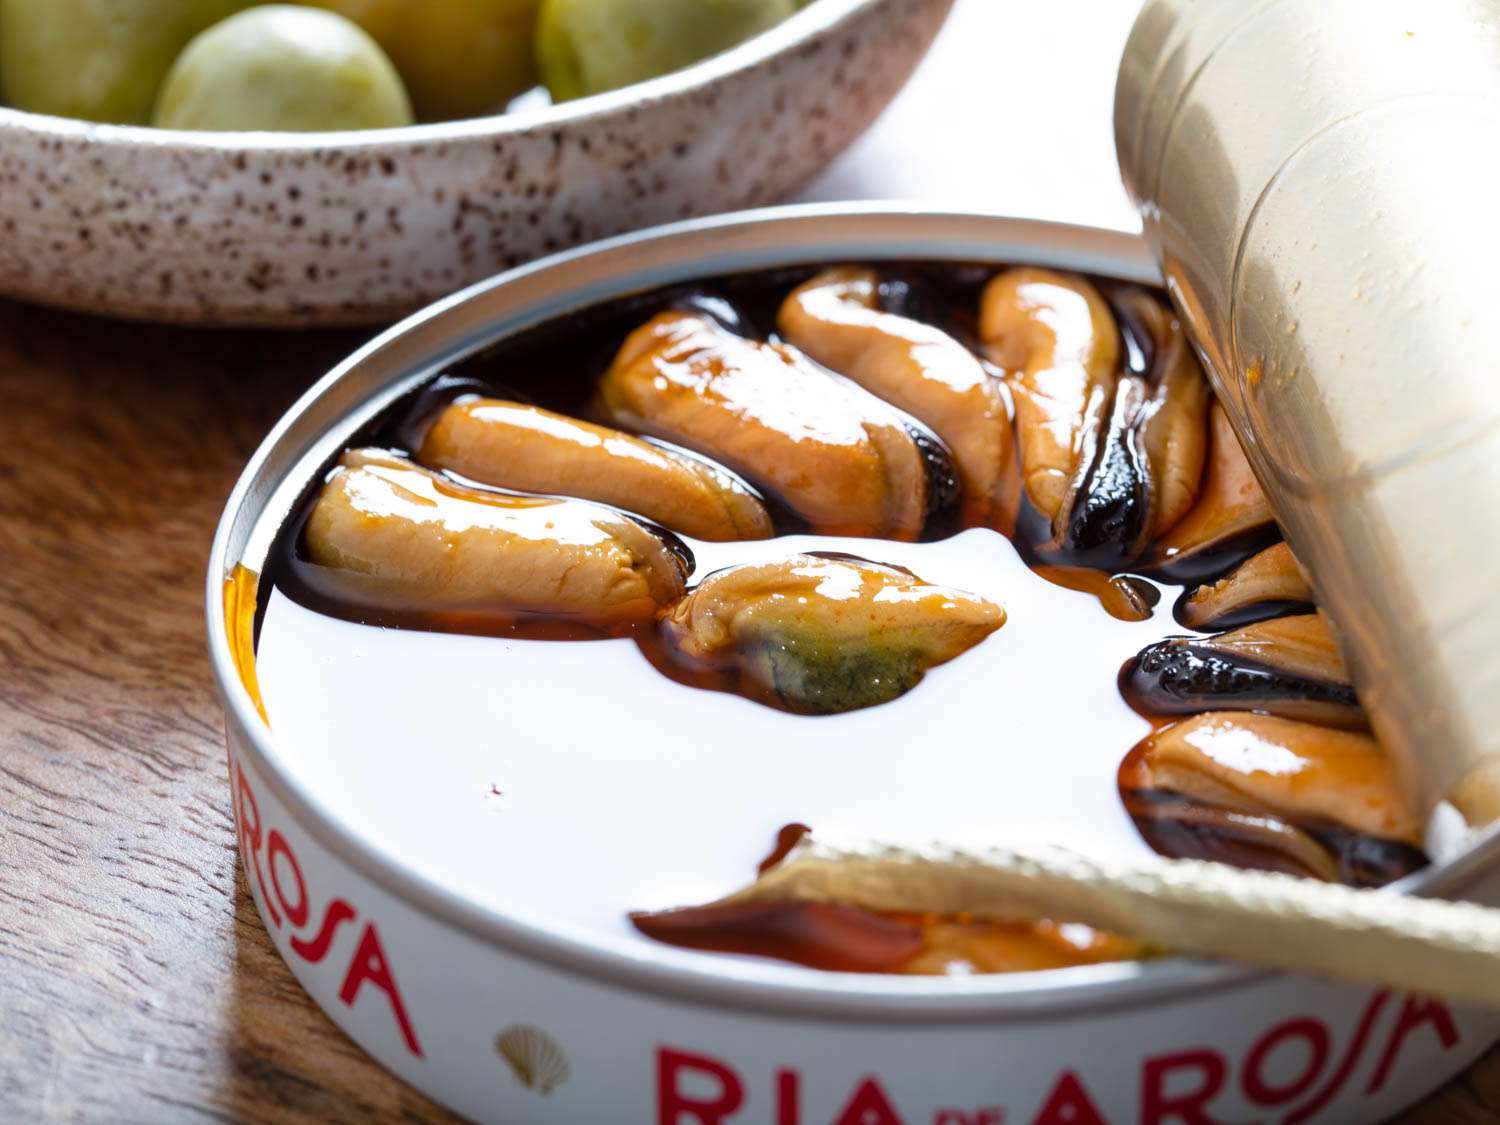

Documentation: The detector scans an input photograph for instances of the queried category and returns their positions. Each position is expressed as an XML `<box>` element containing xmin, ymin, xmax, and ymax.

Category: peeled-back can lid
<box><xmin>1114</xmin><ymin>0</ymin><xmax>1500</xmax><ymax>825</ymax></box>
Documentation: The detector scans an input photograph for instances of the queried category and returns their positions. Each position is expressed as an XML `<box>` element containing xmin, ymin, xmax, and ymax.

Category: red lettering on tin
<box><xmin>1242</xmin><ymin>1017</ymin><xmax>1330</xmax><ymax>1107</ymax></box>
<box><xmin>235</xmin><ymin>761</ymin><xmax>280</xmax><ymax>928</ymax></box>
<box><xmin>1366</xmin><ymin>996</ymin><xmax>1460</xmax><ymax>1095</ymax></box>
<box><xmin>232</xmin><ymin>759</ymin><xmax>424</xmax><ymax>1061</ymax></box>
<box><xmin>776</xmin><ymin>1068</ymin><xmax>800</xmax><ymax>1125</ymax></box>
<box><xmin>289</xmin><ymin>898</ymin><xmax>357</xmax><ymax>962</ymax></box>
<box><xmin>1286</xmin><ymin>991</ymin><xmax>1390</xmax><ymax>1124</ymax></box>
<box><xmin>833</xmin><ymin>1077</ymin><xmax>906</xmax><ymax>1125</ymax></box>
<box><xmin>1140</xmin><ymin>1050</ymin><xmax>1227</xmax><ymax>1124</ymax></box>
<box><xmin>657</xmin><ymin>1047</ymin><xmax>745</xmax><ymax>1124</ymax></box>
<box><xmin>339</xmin><ymin>921</ymin><xmax>424</xmax><ymax>1058</ymax></box>
<box><xmin>267</xmin><ymin>828</ymin><xmax>308</xmax><ymax>928</ymax></box>
<box><xmin>1030</xmin><ymin>1071</ymin><xmax>1105</xmax><ymax>1125</ymax></box>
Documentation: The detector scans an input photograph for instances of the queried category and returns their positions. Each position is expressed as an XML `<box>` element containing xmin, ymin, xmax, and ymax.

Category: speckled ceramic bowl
<box><xmin>0</xmin><ymin>0</ymin><xmax>950</xmax><ymax>327</ymax></box>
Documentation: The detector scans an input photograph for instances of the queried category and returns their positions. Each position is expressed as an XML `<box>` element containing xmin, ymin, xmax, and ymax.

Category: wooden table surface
<box><xmin>2</xmin><ymin>2</ymin><xmax>1498</xmax><ymax>1121</ymax></box>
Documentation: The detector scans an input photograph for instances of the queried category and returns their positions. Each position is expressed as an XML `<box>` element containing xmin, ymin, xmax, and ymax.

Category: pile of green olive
<box><xmin>0</xmin><ymin>0</ymin><xmax>811</xmax><ymax>131</ymax></box>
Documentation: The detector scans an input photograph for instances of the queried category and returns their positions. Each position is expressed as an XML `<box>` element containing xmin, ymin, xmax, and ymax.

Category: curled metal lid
<box><xmin>1115</xmin><ymin>0</ymin><xmax>1500</xmax><ymax>824</ymax></box>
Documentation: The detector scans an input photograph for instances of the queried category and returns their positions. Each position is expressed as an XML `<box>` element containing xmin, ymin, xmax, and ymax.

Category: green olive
<box><xmin>305</xmin><ymin>0</ymin><xmax>541</xmax><ymax>121</ymax></box>
<box><xmin>0</xmin><ymin>0</ymin><xmax>251</xmax><ymax>124</ymax></box>
<box><xmin>535</xmin><ymin>0</ymin><xmax>796</xmax><ymax>102</ymax></box>
<box><xmin>152</xmin><ymin>6</ymin><xmax>413</xmax><ymax>131</ymax></box>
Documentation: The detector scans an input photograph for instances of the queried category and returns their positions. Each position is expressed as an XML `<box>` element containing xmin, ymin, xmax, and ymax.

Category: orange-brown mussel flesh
<box><xmin>632</xmin><ymin>901</ymin><xmax>1145</xmax><ymax>975</ymax></box>
<box><xmin>1109</xmin><ymin>285</ymin><xmax>1211</xmax><ymax>540</ymax></box>
<box><xmin>298</xmin><ymin>449</ymin><xmax>688</xmax><ymax>636</ymax></box>
<box><xmin>1176</xmin><ymin>541</ymin><xmax>1313</xmax><ymax>630</ymax></box>
<box><xmin>650</xmin><ymin>554</ymin><xmax>1004</xmax><ymax>715</ymax></box>
<box><xmin>1140</xmin><ymin>402</ymin><xmax>1277</xmax><ymax>583</ymax></box>
<box><xmin>419</xmin><ymin>398</ymin><xmax>773</xmax><ymax>542</ymax></box>
<box><xmin>779</xmin><ymin>266</ymin><xmax>1016</xmax><ymax>529</ymax></box>
<box><xmin>1120</xmin><ymin>712</ymin><xmax>1426</xmax><ymax>887</ymax></box>
<box><xmin>979</xmin><ymin>267</ymin><xmax>1125</xmax><ymax>558</ymax></box>
<box><xmin>594</xmin><ymin>309</ymin><xmax>942</xmax><ymax>540</ymax></box>
<box><xmin>979</xmin><ymin>274</ymin><xmax>1217</xmax><ymax>569</ymax></box>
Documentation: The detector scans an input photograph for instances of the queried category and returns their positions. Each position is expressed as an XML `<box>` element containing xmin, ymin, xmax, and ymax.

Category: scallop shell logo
<box><xmin>495</xmin><ymin>1024</ymin><xmax>571</xmax><ymax>1095</ymax></box>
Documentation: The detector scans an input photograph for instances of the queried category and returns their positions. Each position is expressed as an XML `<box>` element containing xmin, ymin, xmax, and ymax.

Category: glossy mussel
<box><xmin>1120</xmin><ymin>712</ymin><xmax>1426</xmax><ymax>888</ymax></box>
<box><xmin>979</xmin><ymin>273</ymin><xmax>1212</xmax><ymax>568</ymax></box>
<box><xmin>1120</xmin><ymin>613</ymin><xmax>1366</xmax><ymax>731</ymax></box>
<box><xmin>595</xmin><ymin>307</ymin><xmax>958</xmax><ymax>540</ymax></box>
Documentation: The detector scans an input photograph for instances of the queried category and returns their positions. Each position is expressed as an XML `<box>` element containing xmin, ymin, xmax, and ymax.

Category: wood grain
<box><xmin>0</xmin><ymin>301</ymin><xmax>455</xmax><ymax>1122</ymax></box>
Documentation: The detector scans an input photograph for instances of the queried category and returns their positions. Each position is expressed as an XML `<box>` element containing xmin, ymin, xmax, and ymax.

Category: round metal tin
<box><xmin>207</xmin><ymin>206</ymin><xmax>1500</xmax><ymax>1122</ymax></box>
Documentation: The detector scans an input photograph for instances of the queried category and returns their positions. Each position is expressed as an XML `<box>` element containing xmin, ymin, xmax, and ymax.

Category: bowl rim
<box><xmin>206</xmin><ymin>202</ymin><xmax>1500</xmax><ymax>1022</ymax></box>
<box><xmin>0</xmin><ymin>0</ymin><xmax>886</xmax><ymax>151</ymax></box>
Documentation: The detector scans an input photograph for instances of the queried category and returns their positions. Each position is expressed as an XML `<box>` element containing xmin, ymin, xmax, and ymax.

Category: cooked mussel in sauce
<box><xmin>1115</xmin><ymin>600</ymin><xmax>1419</xmax><ymax>887</ymax></box>
<box><xmin>1121</xmin><ymin>613</ymin><xmax>1367</xmax><ymax>731</ymax></box>
<box><xmin>595</xmin><ymin>308</ymin><xmax>935</xmax><ymax>540</ymax></box>
<box><xmin>1120</xmin><ymin>712</ymin><xmax>1425</xmax><ymax>887</ymax></box>
<box><xmin>1140</xmin><ymin>402</ymin><xmax>1276</xmax><ymax>582</ymax></box>
<box><xmin>651</xmin><ymin>554</ymin><xmax>1004</xmax><ymax>714</ymax></box>
<box><xmin>978</xmin><ymin>273</ymin><xmax>1221</xmax><ymax>571</ymax></box>
<box><xmin>778</xmin><ymin>267</ymin><xmax>1016</xmax><ymax>529</ymax></box>
<box><xmin>299</xmin><ymin>449</ymin><xmax>689</xmax><ymax>633</ymax></box>
<box><xmin>1176</xmin><ymin>541</ymin><xmax>1313</xmax><ymax>630</ymax></box>
<box><xmin>258</xmin><ymin>259</ymin><xmax>1425</xmax><ymax>978</ymax></box>
<box><xmin>1110</xmin><ymin>286</ymin><xmax>1211</xmax><ymax>541</ymax></box>
<box><xmin>419</xmin><ymin>397</ymin><xmax>774</xmax><ymax>542</ymax></box>
<box><xmin>979</xmin><ymin>268</ymin><xmax>1122</xmax><ymax>547</ymax></box>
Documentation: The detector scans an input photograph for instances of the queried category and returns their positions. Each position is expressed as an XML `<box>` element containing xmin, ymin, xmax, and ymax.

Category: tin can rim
<box><xmin>206</xmin><ymin>203</ymin><xmax>1500</xmax><ymax>1021</ymax></box>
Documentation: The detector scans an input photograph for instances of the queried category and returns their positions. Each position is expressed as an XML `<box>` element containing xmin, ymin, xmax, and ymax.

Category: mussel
<box><xmin>979</xmin><ymin>268</ymin><xmax>1122</xmax><ymax>547</ymax></box>
<box><xmin>1120</xmin><ymin>612</ymin><xmax>1367</xmax><ymax>730</ymax></box>
<box><xmin>300</xmin><ymin>449</ymin><xmax>688</xmax><ymax>633</ymax></box>
<box><xmin>1140</xmin><ymin>402</ymin><xmax>1277</xmax><ymax>582</ymax></box>
<box><xmin>778</xmin><ymin>267</ymin><xmax>1015</xmax><ymax>528</ymax></box>
<box><xmin>631</xmin><ymin>901</ymin><xmax>1140</xmax><ymax>975</ymax></box>
<box><xmin>1110</xmin><ymin>287</ymin><xmax>1211</xmax><ymax>538</ymax></box>
<box><xmin>981</xmin><ymin>275</ymin><xmax>1218</xmax><ymax>568</ymax></box>
<box><xmin>654</xmin><ymin>554</ymin><xmax>1004</xmax><ymax>714</ymax></box>
<box><xmin>595</xmin><ymin>309</ymin><xmax>939</xmax><ymax>540</ymax></box>
<box><xmin>1120</xmin><ymin>711</ymin><xmax>1425</xmax><ymax>887</ymax></box>
<box><xmin>631</xmin><ymin>901</ymin><xmax>923</xmax><ymax>973</ymax></box>
<box><xmin>1176</xmin><ymin>542</ymin><xmax>1313</xmax><ymax>630</ymax></box>
<box><xmin>1058</xmin><ymin>371</ymin><xmax>1152</xmax><ymax>561</ymax></box>
<box><xmin>417</xmin><ymin>397</ymin><xmax>773</xmax><ymax>542</ymax></box>
<box><xmin>633</xmin><ymin>822</ymin><xmax>1141</xmax><ymax>974</ymax></box>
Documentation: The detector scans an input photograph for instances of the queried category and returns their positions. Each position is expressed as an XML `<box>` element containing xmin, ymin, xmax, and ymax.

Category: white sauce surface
<box><xmin>256</xmin><ymin>527</ymin><xmax>1172</xmax><ymax>952</ymax></box>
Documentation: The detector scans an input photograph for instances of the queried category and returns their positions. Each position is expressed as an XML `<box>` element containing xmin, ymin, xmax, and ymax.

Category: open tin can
<box><xmin>207</xmin><ymin>206</ymin><xmax>1500</xmax><ymax>1123</ymax></box>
